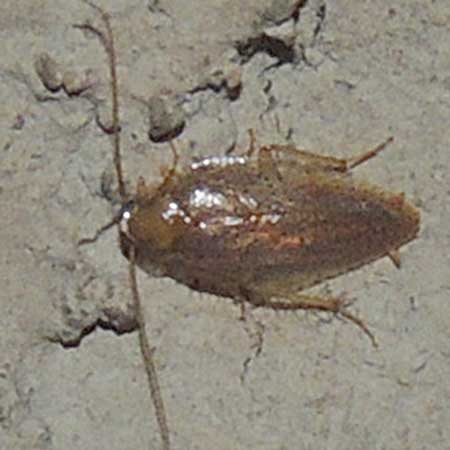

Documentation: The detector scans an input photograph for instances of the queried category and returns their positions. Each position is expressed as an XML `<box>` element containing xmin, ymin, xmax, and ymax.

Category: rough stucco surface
<box><xmin>1</xmin><ymin>1</ymin><xmax>449</xmax><ymax>449</ymax></box>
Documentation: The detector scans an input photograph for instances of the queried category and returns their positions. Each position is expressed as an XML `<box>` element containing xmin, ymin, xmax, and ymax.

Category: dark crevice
<box><xmin>53</xmin><ymin>314</ymin><xmax>138</xmax><ymax>349</ymax></box>
<box><xmin>291</xmin><ymin>0</ymin><xmax>309</xmax><ymax>23</ymax></box>
<box><xmin>313</xmin><ymin>3</ymin><xmax>327</xmax><ymax>38</ymax></box>
<box><xmin>187</xmin><ymin>78</ymin><xmax>242</xmax><ymax>102</ymax></box>
<box><xmin>235</xmin><ymin>34</ymin><xmax>297</xmax><ymax>65</ymax></box>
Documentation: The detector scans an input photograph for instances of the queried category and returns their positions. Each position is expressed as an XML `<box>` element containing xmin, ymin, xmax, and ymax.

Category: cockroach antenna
<box><xmin>75</xmin><ymin>2</ymin><xmax>171</xmax><ymax>449</ymax></box>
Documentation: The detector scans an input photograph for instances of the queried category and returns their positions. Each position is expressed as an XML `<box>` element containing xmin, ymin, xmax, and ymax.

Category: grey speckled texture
<box><xmin>1</xmin><ymin>1</ymin><xmax>449</xmax><ymax>449</ymax></box>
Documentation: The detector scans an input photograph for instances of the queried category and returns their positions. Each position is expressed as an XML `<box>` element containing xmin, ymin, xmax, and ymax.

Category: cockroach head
<box><xmin>119</xmin><ymin>199</ymin><xmax>136</xmax><ymax>223</ymax></box>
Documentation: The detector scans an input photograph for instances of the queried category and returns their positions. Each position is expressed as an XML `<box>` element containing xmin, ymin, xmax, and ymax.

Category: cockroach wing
<box><xmin>125</xmin><ymin>164</ymin><xmax>419</xmax><ymax>300</ymax></box>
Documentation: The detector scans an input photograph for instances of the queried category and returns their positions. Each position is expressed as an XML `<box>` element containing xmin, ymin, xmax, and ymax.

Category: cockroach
<box><xmin>75</xmin><ymin>2</ymin><xmax>420</xmax><ymax>450</ymax></box>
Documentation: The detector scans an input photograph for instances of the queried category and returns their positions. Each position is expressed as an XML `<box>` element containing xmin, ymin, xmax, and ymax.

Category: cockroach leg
<box><xmin>388</xmin><ymin>249</ymin><xmax>402</xmax><ymax>268</ymax></box>
<box><xmin>256</xmin><ymin>146</ymin><xmax>283</xmax><ymax>182</ymax></box>
<box><xmin>257</xmin><ymin>136</ymin><xmax>394</xmax><ymax>174</ymax></box>
<box><xmin>237</xmin><ymin>297</ymin><xmax>248</xmax><ymax>321</ymax></box>
<box><xmin>259</xmin><ymin>144</ymin><xmax>348</xmax><ymax>173</ymax></box>
<box><xmin>157</xmin><ymin>141</ymin><xmax>180</xmax><ymax>192</ymax></box>
<box><xmin>245</xmin><ymin>292</ymin><xmax>378</xmax><ymax>348</ymax></box>
<box><xmin>77</xmin><ymin>215</ymin><xmax>120</xmax><ymax>245</ymax></box>
<box><xmin>345</xmin><ymin>136</ymin><xmax>394</xmax><ymax>170</ymax></box>
<box><xmin>169</xmin><ymin>141</ymin><xmax>180</xmax><ymax>173</ymax></box>
<box><xmin>246</xmin><ymin>128</ymin><xmax>257</xmax><ymax>157</ymax></box>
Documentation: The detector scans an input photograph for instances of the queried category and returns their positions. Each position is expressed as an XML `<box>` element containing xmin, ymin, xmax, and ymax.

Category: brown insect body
<box><xmin>121</xmin><ymin>143</ymin><xmax>420</xmax><ymax>306</ymax></box>
<box><xmin>74</xmin><ymin>3</ymin><xmax>420</xmax><ymax>449</ymax></box>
